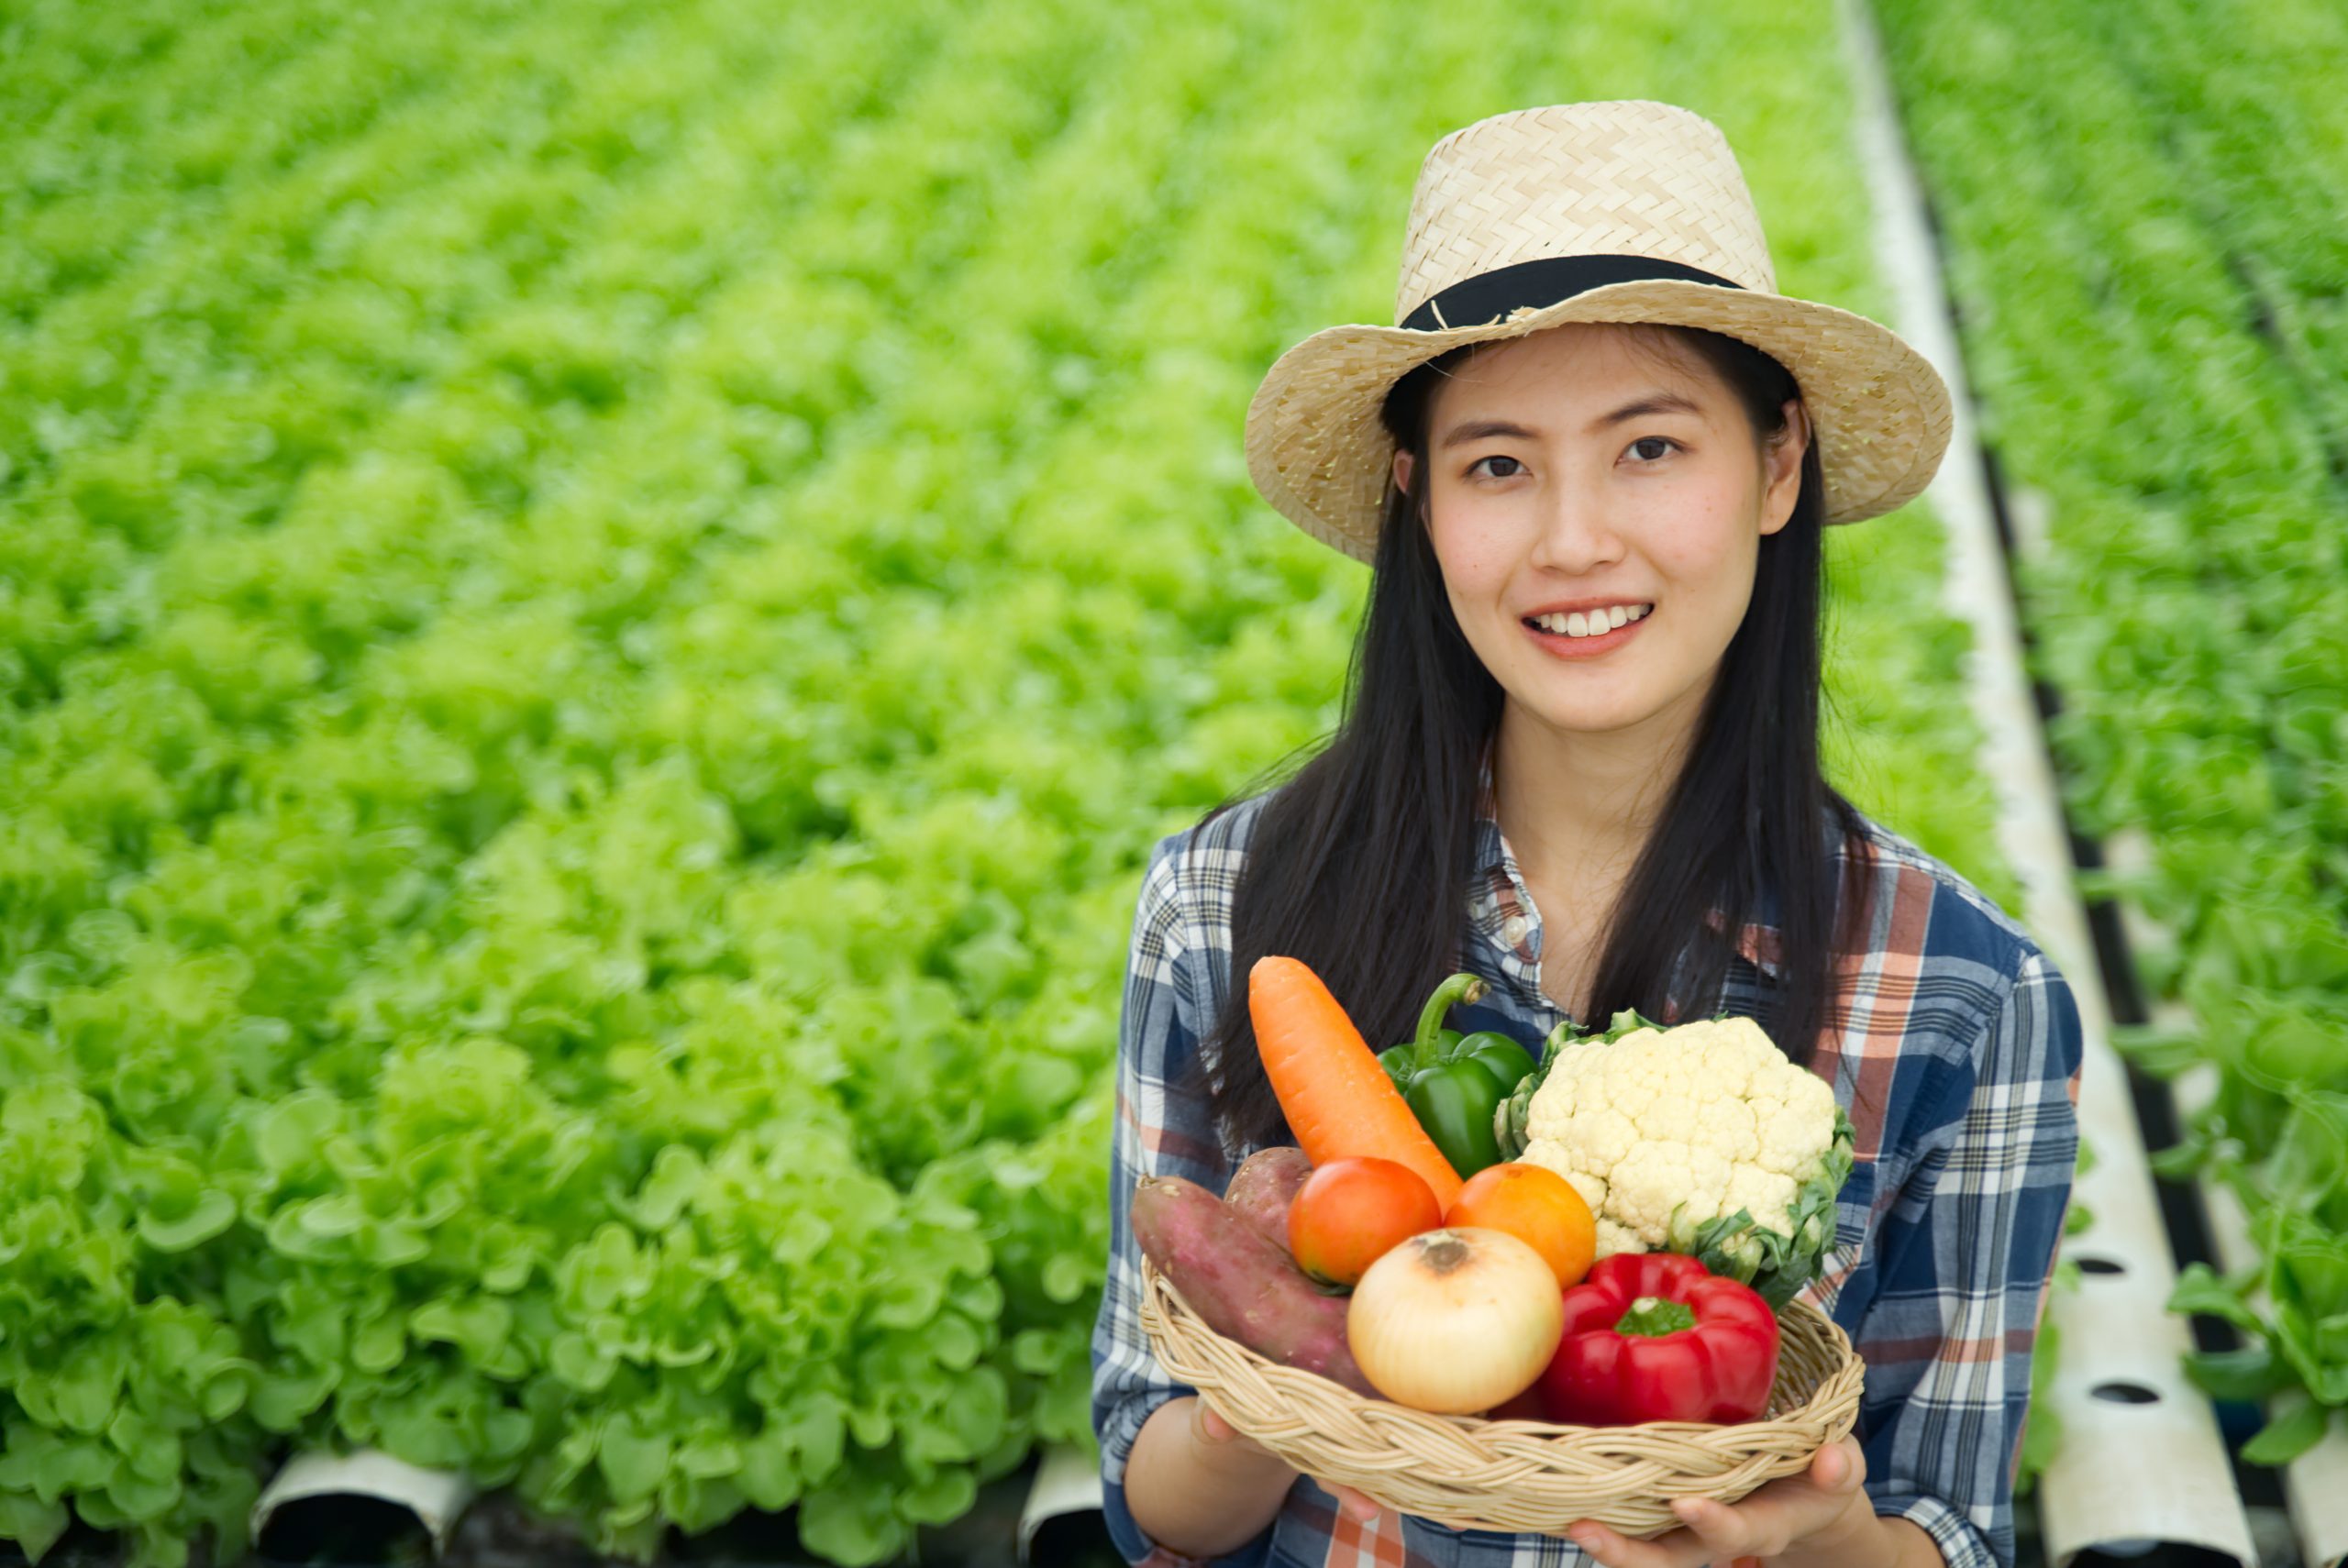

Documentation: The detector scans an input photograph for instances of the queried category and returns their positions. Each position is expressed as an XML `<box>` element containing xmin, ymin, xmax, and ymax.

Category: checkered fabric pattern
<box><xmin>1090</xmin><ymin>787</ymin><xmax>2084</xmax><ymax>1568</ymax></box>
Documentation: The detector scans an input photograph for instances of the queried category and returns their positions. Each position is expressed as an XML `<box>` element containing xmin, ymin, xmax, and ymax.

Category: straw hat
<box><xmin>1244</xmin><ymin>100</ymin><xmax>1953</xmax><ymax>563</ymax></box>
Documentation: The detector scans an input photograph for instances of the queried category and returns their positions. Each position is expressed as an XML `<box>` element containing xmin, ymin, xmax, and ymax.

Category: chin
<box><xmin>1523</xmin><ymin>691</ymin><xmax>1664</xmax><ymax>736</ymax></box>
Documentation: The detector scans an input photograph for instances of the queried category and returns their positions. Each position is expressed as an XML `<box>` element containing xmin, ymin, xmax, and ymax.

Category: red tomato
<box><xmin>1287</xmin><ymin>1157</ymin><xmax>1443</xmax><ymax>1287</ymax></box>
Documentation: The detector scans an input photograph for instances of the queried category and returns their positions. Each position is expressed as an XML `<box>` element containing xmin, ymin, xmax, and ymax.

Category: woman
<box><xmin>1090</xmin><ymin>102</ymin><xmax>2082</xmax><ymax>1568</ymax></box>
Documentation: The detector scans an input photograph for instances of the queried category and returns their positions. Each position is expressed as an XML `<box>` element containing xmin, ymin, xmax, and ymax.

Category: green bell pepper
<box><xmin>1375</xmin><ymin>973</ymin><xmax>1538</xmax><ymax>1180</ymax></box>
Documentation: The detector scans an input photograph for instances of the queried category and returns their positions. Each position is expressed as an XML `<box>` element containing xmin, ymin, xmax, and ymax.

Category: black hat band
<box><xmin>1399</xmin><ymin>254</ymin><xmax>1742</xmax><ymax>334</ymax></box>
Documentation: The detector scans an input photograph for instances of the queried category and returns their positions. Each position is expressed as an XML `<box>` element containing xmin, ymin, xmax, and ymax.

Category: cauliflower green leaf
<box><xmin>1495</xmin><ymin>1010</ymin><xmax>1855</xmax><ymax>1308</ymax></box>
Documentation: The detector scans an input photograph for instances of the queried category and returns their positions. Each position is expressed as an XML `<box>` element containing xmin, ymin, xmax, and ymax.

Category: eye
<box><xmin>1626</xmin><ymin>436</ymin><xmax>1678</xmax><ymax>463</ymax></box>
<box><xmin>1468</xmin><ymin>454</ymin><xmax>1526</xmax><ymax>480</ymax></box>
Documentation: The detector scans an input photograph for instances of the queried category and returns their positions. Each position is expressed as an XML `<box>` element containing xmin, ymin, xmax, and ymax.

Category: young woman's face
<box><xmin>1392</xmin><ymin>323</ymin><xmax>1808</xmax><ymax>741</ymax></box>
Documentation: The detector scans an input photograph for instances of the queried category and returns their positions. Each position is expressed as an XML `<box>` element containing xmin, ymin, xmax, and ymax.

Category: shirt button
<box><xmin>1501</xmin><ymin>914</ymin><xmax>1532</xmax><ymax>948</ymax></box>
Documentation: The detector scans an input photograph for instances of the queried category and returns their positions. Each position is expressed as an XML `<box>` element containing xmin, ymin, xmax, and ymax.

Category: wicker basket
<box><xmin>1137</xmin><ymin>1254</ymin><xmax>1864</xmax><ymax>1537</ymax></box>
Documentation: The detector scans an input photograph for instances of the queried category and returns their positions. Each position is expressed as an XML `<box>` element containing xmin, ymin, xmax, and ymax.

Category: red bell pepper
<box><xmin>1536</xmin><ymin>1252</ymin><xmax>1780</xmax><ymax>1425</ymax></box>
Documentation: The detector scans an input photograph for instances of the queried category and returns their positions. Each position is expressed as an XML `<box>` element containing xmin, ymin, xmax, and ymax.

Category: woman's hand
<box><xmin>1191</xmin><ymin>1400</ymin><xmax>1383</xmax><ymax>1525</ymax></box>
<box><xmin>1563</xmin><ymin>1437</ymin><xmax>1872</xmax><ymax>1568</ymax></box>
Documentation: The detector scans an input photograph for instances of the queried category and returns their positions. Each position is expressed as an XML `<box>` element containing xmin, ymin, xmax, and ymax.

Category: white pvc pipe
<box><xmin>1019</xmin><ymin>1441</ymin><xmax>1104</xmax><ymax>1563</ymax></box>
<box><xmin>1838</xmin><ymin>6</ymin><xmax>2257</xmax><ymax>1565</ymax></box>
<box><xmin>249</xmin><ymin>1448</ymin><xmax>476</xmax><ymax>1558</ymax></box>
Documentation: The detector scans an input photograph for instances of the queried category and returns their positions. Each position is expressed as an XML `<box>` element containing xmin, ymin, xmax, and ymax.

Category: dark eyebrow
<box><xmin>1588</xmin><ymin>391</ymin><xmax>1705</xmax><ymax>431</ymax></box>
<box><xmin>1436</xmin><ymin>418</ymin><xmax>1539</xmax><ymax>451</ymax></box>
<box><xmin>1434</xmin><ymin>392</ymin><xmax>1706</xmax><ymax>450</ymax></box>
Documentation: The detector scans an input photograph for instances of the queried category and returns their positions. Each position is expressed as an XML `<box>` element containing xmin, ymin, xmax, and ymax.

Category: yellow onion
<box><xmin>1346</xmin><ymin>1226</ymin><xmax>1565</xmax><ymax>1414</ymax></box>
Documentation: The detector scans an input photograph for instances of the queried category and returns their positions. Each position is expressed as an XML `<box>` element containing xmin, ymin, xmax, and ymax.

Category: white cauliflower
<box><xmin>1495</xmin><ymin>1010</ymin><xmax>1855</xmax><ymax>1306</ymax></box>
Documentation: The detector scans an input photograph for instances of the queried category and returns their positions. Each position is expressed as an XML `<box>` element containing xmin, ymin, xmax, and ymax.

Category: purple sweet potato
<box><xmin>1131</xmin><ymin>1174</ymin><xmax>1375</xmax><ymax>1396</ymax></box>
<box><xmin>1224</xmin><ymin>1145</ymin><xmax>1313</xmax><ymax>1250</ymax></box>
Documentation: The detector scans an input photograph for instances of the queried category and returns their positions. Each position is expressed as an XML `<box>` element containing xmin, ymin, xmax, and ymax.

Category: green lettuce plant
<box><xmin>1</xmin><ymin>0</ymin><xmax>2012</xmax><ymax>1561</ymax></box>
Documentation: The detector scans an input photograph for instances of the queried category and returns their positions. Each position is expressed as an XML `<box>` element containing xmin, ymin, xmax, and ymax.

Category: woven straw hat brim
<box><xmin>1244</xmin><ymin>277</ymin><xmax>1954</xmax><ymax>565</ymax></box>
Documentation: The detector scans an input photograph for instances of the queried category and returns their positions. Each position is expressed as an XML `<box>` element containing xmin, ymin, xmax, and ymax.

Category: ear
<box><xmin>1757</xmin><ymin>398</ymin><xmax>1811</xmax><ymax>536</ymax></box>
<box><xmin>1391</xmin><ymin>447</ymin><xmax>1415</xmax><ymax>497</ymax></box>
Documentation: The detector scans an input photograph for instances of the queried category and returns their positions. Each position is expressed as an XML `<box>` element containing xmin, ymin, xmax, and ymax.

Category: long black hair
<box><xmin>1183</xmin><ymin>323</ymin><xmax>1873</xmax><ymax>1157</ymax></box>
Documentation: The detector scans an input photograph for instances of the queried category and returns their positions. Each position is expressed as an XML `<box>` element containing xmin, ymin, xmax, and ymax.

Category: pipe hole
<box><xmin>2089</xmin><ymin>1381</ymin><xmax>2162</xmax><ymax>1405</ymax></box>
<box><xmin>2074</xmin><ymin>1255</ymin><xmax>2126</xmax><ymax>1275</ymax></box>
<box><xmin>254</xmin><ymin>1494</ymin><xmax>435</xmax><ymax>1566</ymax></box>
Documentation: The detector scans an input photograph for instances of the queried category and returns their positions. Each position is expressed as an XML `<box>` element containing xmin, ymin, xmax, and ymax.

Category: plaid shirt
<box><xmin>1091</xmin><ymin>787</ymin><xmax>2084</xmax><ymax>1568</ymax></box>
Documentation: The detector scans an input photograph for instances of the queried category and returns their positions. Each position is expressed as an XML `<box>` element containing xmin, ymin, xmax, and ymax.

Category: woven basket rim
<box><xmin>1135</xmin><ymin>1252</ymin><xmax>1866</xmax><ymax>1535</ymax></box>
<box><xmin>1139</xmin><ymin>1253</ymin><xmax>1857</xmax><ymax>1433</ymax></box>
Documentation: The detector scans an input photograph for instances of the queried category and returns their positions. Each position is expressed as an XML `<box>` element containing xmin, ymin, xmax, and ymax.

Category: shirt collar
<box><xmin>1468</xmin><ymin>741</ymin><xmax>1786</xmax><ymax>984</ymax></box>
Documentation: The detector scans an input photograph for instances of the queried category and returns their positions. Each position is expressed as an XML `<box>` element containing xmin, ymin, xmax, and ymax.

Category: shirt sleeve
<box><xmin>1088</xmin><ymin>834</ymin><xmax>1267</xmax><ymax>1568</ymax></box>
<box><xmin>1855</xmin><ymin>945</ymin><xmax>2086</xmax><ymax>1568</ymax></box>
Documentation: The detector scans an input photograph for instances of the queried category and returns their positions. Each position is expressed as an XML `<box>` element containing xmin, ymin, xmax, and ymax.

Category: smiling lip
<box><xmin>1522</xmin><ymin>597</ymin><xmax>1651</xmax><ymax>619</ymax></box>
<box><xmin>1522</xmin><ymin>606</ymin><xmax>1651</xmax><ymax>660</ymax></box>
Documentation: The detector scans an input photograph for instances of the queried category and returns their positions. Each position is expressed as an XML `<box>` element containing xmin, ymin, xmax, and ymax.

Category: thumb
<box><xmin>1814</xmin><ymin>1440</ymin><xmax>1865</xmax><ymax>1492</ymax></box>
<box><xmin>1194</xmin><ymin>1401</ymin><xmax>1239</xmax><ymax>1444</ymax></box>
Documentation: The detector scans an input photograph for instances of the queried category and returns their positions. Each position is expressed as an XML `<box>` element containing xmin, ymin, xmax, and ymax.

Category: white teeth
<box><xmin>1529</xmin><ymin>604</ymin><xmax>1653</xmax><ymax>637</ymax></box>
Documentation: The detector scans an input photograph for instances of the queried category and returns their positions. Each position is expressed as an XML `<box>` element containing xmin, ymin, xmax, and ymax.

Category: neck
<box><xmin>1490</xmin><ymin>681</ymin><xmax>1709</xmax><ymax>890</ymax></box>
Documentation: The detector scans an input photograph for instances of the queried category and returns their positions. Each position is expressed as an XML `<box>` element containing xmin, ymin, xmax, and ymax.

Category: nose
<box><xmin>1526</xmin><ymin>475</ymin><xmax>1626</xmax><ymax>576</ymax></box>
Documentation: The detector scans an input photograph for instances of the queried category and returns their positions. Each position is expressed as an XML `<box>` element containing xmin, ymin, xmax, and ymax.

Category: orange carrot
<box><xmin>1248</xmin><ymin>955</ymin><xmax>1464</xmax><ymax>1209</ymax></box>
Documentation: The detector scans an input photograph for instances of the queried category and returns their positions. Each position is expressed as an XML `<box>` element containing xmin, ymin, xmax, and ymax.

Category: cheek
<box><xmin>1427</xmin><ymin>513</ymin><xmax>1512</xmax><ymax>599</ymax></box>
<box><xmin>1645</xmin><ymin>486</ymin><xmax>1761</xmax><ymax>598</ymax></box>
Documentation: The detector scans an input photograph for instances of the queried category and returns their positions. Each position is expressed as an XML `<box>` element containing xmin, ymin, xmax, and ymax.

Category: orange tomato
<box><xmin>1287</xmin><ymin>1157</ymin><xmax>1443</xmax><ymax>1287</ymax></box>
<box><xmin>1444</xmin><ymin>1162</ymin><xmax>1596</xmax><ymax>1289</ymax></box>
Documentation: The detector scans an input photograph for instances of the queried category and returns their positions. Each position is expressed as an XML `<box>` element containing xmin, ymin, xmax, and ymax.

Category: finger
<box><xmin>1191</xmin><ymin>1400</ymin><xmax>1268</xmax><ymax>1458</ymax></box>
<box><xmin>1667</xmin><ymin>1450</ymin><xmax>1865</xmax><ymax>1561</ymax></box>
<box><xmin>1667</xmin><ymin>1496</ymin><xmax>1767</xmax><ymax>1562</ymax></box>
<box><xmin>1329</xmin><ymin>1483</ymin><xmax>1381</xmax><ymax>1524</ymax></box>
<box><xmin>1813</xmin><ymin>1438</ymin><xmax>1866</xmax><ymax>1493</ymax></box>
<box><xmin>1564</xmin><ymin>1518</ymin><xmax>1712</xmax><ymax>1568</ymax></box>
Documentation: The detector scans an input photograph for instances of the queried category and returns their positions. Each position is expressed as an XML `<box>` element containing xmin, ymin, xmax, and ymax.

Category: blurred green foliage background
<box><xmin>0</xmin><ymin>0</ymin><xmax>2030</xmax><ymax>1561</ymax></box>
